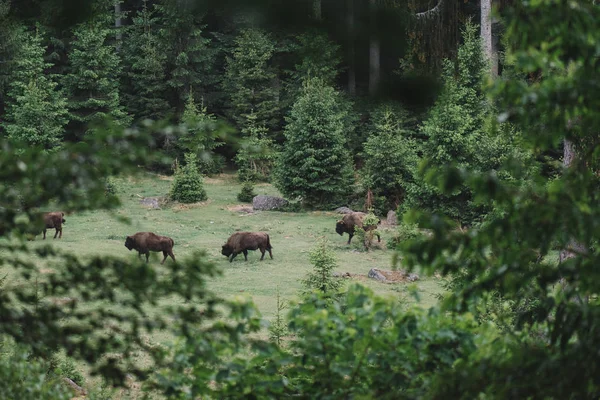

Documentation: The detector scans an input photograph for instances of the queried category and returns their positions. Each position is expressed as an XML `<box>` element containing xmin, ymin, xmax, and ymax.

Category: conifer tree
<box><xmin>274</xmin><ymin>78</ymin><xmax>354</xmax><ymax>207</ymax></box>
<box><xmin>234</xmin><ymin>111</ymin><xmax>276</xmax><ymax>182</ymax></box>
<box><xmin>155</xmin><ymin>0</ymin><xmax>215</xmax><ymax>115</ymax></box>
<box><xmin>404</xmin><ymin>22</ymin><xmax>491</xmax><ymax>224</ymax></box>
<box><xmin>122</xmin><ymin>0</ymin><xmax>171</xmax><ymax>123</ymax></box>
<box><xmin>170</xmin><ymin>152</ymin><xmax>208</xmax><ymax>203</ymax></box>
<box><xmin>2</xmin><ymin>27</ymin><xmax>67</xmax><ymax>149</ymax></box>
<box><xmin>63</xmin><ymin>17</ymin><xmax>130</xmax><ymax>140</ymax></box>
<box><xmin>361</xmin><ymin>105</ymin><xmax>418</xmax><ymax>214</ymax></box>
<box><xmin>223</xmin><ymin>28</ymin><xmax>280</xmax><ymax>134</ymax></box>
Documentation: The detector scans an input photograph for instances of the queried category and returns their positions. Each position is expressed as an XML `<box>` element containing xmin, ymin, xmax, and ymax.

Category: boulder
<box><xmin>386</xmin><ymin>210</ymin><xmax>397</xmax><ymax>226</ymax></box>
<box><xmin>368</xmin><ymin>268</ymin><xmax>388</xmax><ymax>282</ymax></box>
<box><xmin>367</xmin><ymin>268</ymin><xmax>420</xmax><ymax>283</ymax></box>
<box><xmin>334</xmin><ymin>207</ymin><xmax>354</xmax><ymax>214</ymax></box>
<box><xmin>252</xmin><ymin>195</ymin><xmax>289</xmax><ymax>211</ymax></box>
<box><xmin>140</xmin><ymin>196</ymin><xmax>166</xmax><ymax>209</ymax></box>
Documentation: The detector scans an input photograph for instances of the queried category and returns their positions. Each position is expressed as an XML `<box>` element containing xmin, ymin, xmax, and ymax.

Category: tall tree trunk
<box><xmin>368</xmin><ymin>0</ymin><xmax>380</xmax><ymax>96</ymax></box>
<box><xmin>347</xmin><ymin>0</ymin><xmax>356</xmax><ymax>95</ymax></box>
<box><xmin>313</xmin><ymin>0</ymin><xmax>322</xmax><ymax>20</ymax></box>
<box><xmin>480</xmin><ymin>0</ymin><xmax>497</xmax><ymax>76</ymax></box>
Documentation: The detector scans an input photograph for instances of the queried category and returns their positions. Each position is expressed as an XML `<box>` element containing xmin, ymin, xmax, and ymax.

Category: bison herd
<box><xmin>29</xmin><ymin>211</ymin><xmax>380</xmax><ymax>264</ymax></box>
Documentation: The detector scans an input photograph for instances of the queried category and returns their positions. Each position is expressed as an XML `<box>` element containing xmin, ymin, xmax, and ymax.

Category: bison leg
<box><xmin>268</xmin><ymin>248</ymin><xmax>273</xmax><ymax>259</ymax></box>
<box><xmin>243</xmin><ymin>250</ymin><xmax>248</xmax><ymax>261</ymax></box>
<box><xmin>259</xmin><ymin>249</ymin><xmax>265</xmax><ymax>260</ymax></box>
<box><xmin>161</xmin><ymin>251</ymin><xmax>175</xmax><ymax>264</ymax></box>
<box><xmin>145</xmin><ymin>252</ymin><xmax>150</xmax><ymax>263</ymax></box>
<box><xmin>229</xmin><ymin>252</ymin><xmax>237</xmax><ymax>262</ymax></box>
<box><xmin>347</xmin><ymin>233</ymin><xmax>353</xmax><ymax>244</ymax></box>
<box><xmin>43</xmin><ymin>229</ymin><xmax>47</xmax><ymax>240</ymax></box>
<box><xmin>54</xmin><ymin>227</ymin><xmax>61</xmax><ymax>239</ymax></box>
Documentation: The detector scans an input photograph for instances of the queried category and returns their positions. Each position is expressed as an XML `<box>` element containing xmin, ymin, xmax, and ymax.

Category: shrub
<box><xmin>170</xmin><ymin>153</ymin><xmax>207</xmax><ymax>203</ymax></box>
<box><xmin>354</xmin><ymin>211</ymin><xmax>381</xmax><ymax>251</ymax></box>
<box><xmin>237</xmin><ymin>180</ymin><xmax>256</xmax><ymax>203</ymax></box>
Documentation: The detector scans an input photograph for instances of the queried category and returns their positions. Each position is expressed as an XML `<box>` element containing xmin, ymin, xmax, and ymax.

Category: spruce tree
<box><xmin>155</xmin><ymin>0</ymin><xmax>215</xmax><ymax>115</ymax></box>
<box><xmin>2</xmin><ymin>27</ymin><xmax>67</xmax><ymax>149</ymax></box>
<box><xmin>170</xmin><ymin>152</ymin><xmax>208</xmax><ymax>203</ymax></box>
<box><xmin>177</xmin><ymin>93</ymin><xmax>224</xmax><ymax>174</ymax></box>
<box><xmin>274</xmin><ymin>78</ymin><xmax>354</xmax><ymax>207</ymax></box>
<box><xmin>404</xmin><ymin>22</ymin><xmax>490</xmax><ymax>224</ymax></box>
<box><xmin>122</xmin><ymin>0</ymin><xmax>171</xmax><ymax>123</ymax></box>
<box><xmin>63</xmin><ymin>17</ymin><xmax>130</xmax><ymax>141</ymax></box>
<box><xmin>223</xmin><ymin>28</ymin><xmax>280</xmax><ymax>134</ymax></box>
<box><xmin>361</xmin><ymin>105</ymin><xmax>418</xmax><ymax>214</ymax></box>
<box><xmin>234</xmin><ymin>111</ymin><xmax>276</xmax><ymax>182</ymax></box>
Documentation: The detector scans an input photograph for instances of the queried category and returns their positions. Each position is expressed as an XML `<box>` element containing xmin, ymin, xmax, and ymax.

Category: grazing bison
<box><xmin>335</xmin><ymin>212</ymin><xmax>381</xmax><ymax>244</ymax></box>
<box><xmin>221</xmin><ymin>232</ymin><xmax>273</xmax><ymax>262</ymax></box>
<box><xmin>43</xmin><ymin>212</ymin><xmax>66</xmax><ymax>239</ymax></box>
<box><xmin>124</xmin><ymin>232</ymin><xmax>176</xmax><ymax>264</ymax></box>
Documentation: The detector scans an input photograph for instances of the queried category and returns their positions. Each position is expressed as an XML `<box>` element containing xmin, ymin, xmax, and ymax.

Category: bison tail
<box><xmin>266</xmin><ymin>234</ymin><xmax>273</xmax><ymax>249</ymax></box>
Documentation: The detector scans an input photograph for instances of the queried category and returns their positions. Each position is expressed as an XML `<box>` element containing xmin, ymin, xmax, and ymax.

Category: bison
<box><xmin>124</xmin><ymin>232</ymin><xmax>176</xmax><ymax>264</ymax></box>
<box><xmin>43</xmin><ymin>212</ymin><xmax>66</xmax><ymax>239</ymax></box>
<box><xmin>335</xmin><ymin>212</ymin><xmax>381</xmax><ymax>244</ymax></box>
<box><xmin>221</xmin><ymin>232</ymin><xmax>273</xmax><ymax>262</ymax></box>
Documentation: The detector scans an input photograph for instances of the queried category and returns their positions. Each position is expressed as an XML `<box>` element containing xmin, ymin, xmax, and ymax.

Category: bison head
<box><xmin>124</xmin><ymin>236</ymin><xmax>135</xmax><ymax>250</ymax></box>
<box><xmin>221</xmin><ymin>244</ymin><xmax>233</xmax><ymax>257</ymax></box>
<box><xmin>335</xmin><ymin>220</ymin><xmax>345</xmax><ymax>236</ymax></box>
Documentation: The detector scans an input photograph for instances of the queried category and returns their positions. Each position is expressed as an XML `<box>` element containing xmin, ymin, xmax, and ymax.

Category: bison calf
<box><xmin>221</xmin><ymin>232</ymin><xmax>273</xmax><ymax>262</ymax></box>
<box><xmin>43</xmin><ymin>212</ymin><xmax>66</xmax><ymax>239</ymax></box>
<box><xmin>124</xmin><ymin>232</ymin><xmax>175</xmax><ymax>264</ymax></box>
<box><xmin>335</xmin><ymin>212</ymin><xmax>381</xmax><ymax>244</ymax></box>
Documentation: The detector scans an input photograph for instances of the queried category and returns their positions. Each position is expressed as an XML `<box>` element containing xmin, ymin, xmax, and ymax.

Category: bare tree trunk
<box><xmin>368</xmin><ymin>0</ymin><xmax>380</xmax><ymax>96</ymax></box>
<box><xmin>313</xmin><ymin>0</ymin><xmax>322</xmax><ymax>20</ymax></box>
<box><xmin>481</xmin><ymin>0</ymin><xmax>496</xmax><ymax>76</ymax></box>
<box><xmin>347</xmin><ymin>0</ymin><xmax>356</xmax><ymax>95</ymax></box>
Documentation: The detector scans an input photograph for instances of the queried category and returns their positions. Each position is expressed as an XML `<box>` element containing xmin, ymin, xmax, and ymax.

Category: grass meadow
<box><xmin>1</xmin><ymin>171</ymin><xmax>445</xmax><ymax>394</ymax></box>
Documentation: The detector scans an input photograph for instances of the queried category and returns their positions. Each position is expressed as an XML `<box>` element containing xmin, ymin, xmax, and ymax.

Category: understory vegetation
<box><xmin>0</xmin><ymin>0</ymin><xmax>599</xmax><ymax>398</ymax></box>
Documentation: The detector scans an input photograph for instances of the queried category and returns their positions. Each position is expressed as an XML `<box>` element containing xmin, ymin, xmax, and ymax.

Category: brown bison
<box><xmin>335</xmin><ymin>212</ymin><xmax>381</xmax><ymax>244</ymax></box>
<box><xmin>124</xmin><ymin>232</ymin><xmax>176</xmax><ymax>264</ymax></box>
<box><xmin>43</xmin><ymin>212</ymin><xmax>66</xmax><ymax>239</ymax></box>
<box><xmin>221</xmin><ymin>232</ymin><xmax>273</xmax><ymax>262</ymax></box>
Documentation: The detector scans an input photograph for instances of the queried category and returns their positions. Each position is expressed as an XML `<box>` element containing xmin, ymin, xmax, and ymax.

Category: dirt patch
<box><xmin>39</xmin><ymin>268</ymin><xmax>56</xmax><ymax>274</ymax></box>
<box><xmin>335</xmin><ymin>269</ymin><xmax>419</xmax><ymax>284</ymax></box>
<box><xmin>157</xmin><ymin>174</ymin><xmax>174</xmax><ymax>181</ymax></box>
<box><xmin>172</xmin><ymin>199</ymin><xmax>212</xmax><ymax>211</ymax></box>
<box><xmin>226</xmin><ymin>205</ymin><xmax>255</xmax><ymax>214</ymax></box>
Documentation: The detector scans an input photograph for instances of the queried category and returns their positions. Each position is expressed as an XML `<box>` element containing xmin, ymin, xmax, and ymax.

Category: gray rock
<box><xmin>334</xmin><ymin>207</ymin><xmax>354</xmax><ymax>214</ymax></box>
<box><xmin>252</xmin><ymin>195</ymin><xmax>289</xmax><ymax>211</ymax></box>
<box><xmin>406</xmin><ymin>273</ymin><xmax>420</xmax><ymax>282</ymax></box>
<box><xmin>140</xmin><ymin>196</ymin><xmax>166</xmax><ymax>209</ymax></box>
<box><xmin>386</xmin><ymin>210</ymin><xmax>397</xmax><ymax>225</ymax></box>
<box><xmin>368</xmin><ymin>268</ymin><xmax>388</xmax><ymax>282</ymax></box>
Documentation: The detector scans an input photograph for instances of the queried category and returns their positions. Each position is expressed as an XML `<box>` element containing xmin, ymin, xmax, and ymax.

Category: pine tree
<box><xmin>302</xmin><ymin>240</ymin><xmax>342</xmax><ymax>300</ymax></box>
<box><xmin>274</xmin><ymin>78</ymin><xmax>354</xmax><ymax>207</ymax></box>
<box><xmin>63</xmin><ymin>17</ymin><xmax>130</xmax><ymax>141</ymax></box>
<box><xmin>234</xmin><ymin>111</ymin><xmax>276</xmax><ymax>182</ymax></box>
<box><xmin>404</xmin><ymin>22</ymin><xmax>490</xmax><ymax>224</ymax></box>
<box><xmin>177</xmin><ymin>93</ymin><xmax>224</xmax><ymax>174</ymax></box>
<box><xmin>361</xmin><ymin>105</ymin><xmax>418</xmax><ymax>214</ymax></box>
<box><xmin>155</xmin><ymin>0</ymin><xmax>215</xmax><ymax>116</ymax></box>
<box><xmin>170</xmin><ymin>152</ymin><xmax>208</xmax><ymax>203</ymax></box>
<box><xmin>122</xmin><ymin>0</ymin><xmax>171</xmax><ymax>123</ymax></box>
<box><xmin>2</xmin><ymin>27</ymin><xmax>67</xmax><ymax>149</ymax></box>
<box><xmin>223</xmin><ymin>28</ymin><xmax>280</xmax><ymax>134</ymax></box>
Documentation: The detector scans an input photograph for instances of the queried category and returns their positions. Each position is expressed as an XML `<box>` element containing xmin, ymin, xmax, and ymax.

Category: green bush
<box><xmin>354</xmin><ymin>211</ymin><xmax>382</xmax><ymax>251</ymax></box>
<box><xmin>237</xmin><ymin>180</ymin><xmax>256</xmax><ymax>203</ymax></box>
<box><xmin>170</xmin><ymin>153</ymin><xmax>208</xmax><ymax>203</ymax></box>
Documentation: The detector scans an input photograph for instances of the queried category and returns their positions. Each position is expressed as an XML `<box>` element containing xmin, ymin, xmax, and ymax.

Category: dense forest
<box><xmin>0</xmin><ymin>0</ymin><xmax>599</xmax><ymax>398</ymax></box>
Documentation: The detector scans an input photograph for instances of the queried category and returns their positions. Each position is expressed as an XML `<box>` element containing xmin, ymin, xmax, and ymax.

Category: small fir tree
<box><xmin>361</xmin><ymin>105</ymin><xmax>418</xmax><ymax>214</ymax></box>
<box><xmin>235</xmin><ymin>111</ymin><xmax>277</xmax><ymax>182</ymax></box>
<box><xmin>237</xmin><ymin>180</ymin><xmax>256</xmax><ymax>203</ymax></box>
<box><xmin>268</xmin><ymin>287</ymin><xmax>288</xmax><ymax>346</ymax></box>
<box><xmin>354</xmin><ymin>211</ymin><xmax>382</xmax><ymax>251</ymax></box>
<box><xmin>223</xmin><ymin>28</ymin><xmax>280</xmax><ymax>133</ymax></box>
<box><xmin>274</xmin><ymin>78</ymin><xmax>354</xmax><ymax>207</ymax></box>
<box><xmin>170</xmin><ymin>152</ymin><xmax>207</xmax><ymax>203</ymax></box>
<box><xmin>178</xmin><ymin>93</ymin><xmax>224</xmax><ymax>174</ymax></box>
<box><xmin>302</xmin><ymin>239</ymin><xmax>342</xmax><ymax>299</ymax></box>
<box><xmin>2</xmin><ymin>27</ymin><xmax>68</xmax><ymax>149</ymax></box>
<box><xmin>63</xmin><ymin>18</ymin><xmax>130</xmax><ymax>140</ymax></box>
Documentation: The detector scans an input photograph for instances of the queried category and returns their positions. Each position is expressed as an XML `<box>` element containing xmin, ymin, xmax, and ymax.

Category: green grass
<box><xmin>6</xmin><ymin>171</ymin><xmax>444</xmax><ymax>320</ymax></box>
